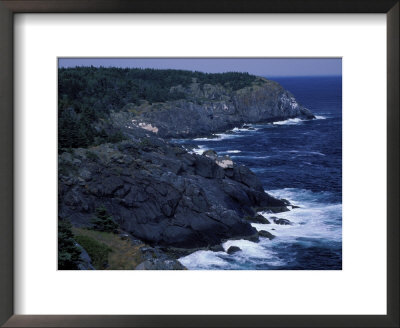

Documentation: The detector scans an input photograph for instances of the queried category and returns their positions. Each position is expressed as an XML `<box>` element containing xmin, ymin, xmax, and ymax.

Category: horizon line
<box><xmin>58</xmin><ymin>65</ymin><xmax>341</xmax><ymax>78</ymax></box>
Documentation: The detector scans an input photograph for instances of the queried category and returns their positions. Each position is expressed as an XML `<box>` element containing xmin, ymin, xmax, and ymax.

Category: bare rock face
<box><xmin>58</xmin><ymin>132</ymin><xmax>290</xmax><ymax>249</ymax></box>
<box><xmin>113</xmin><ymin>78</ymin><xmax>315</xmax><ymax>138</ymax></box>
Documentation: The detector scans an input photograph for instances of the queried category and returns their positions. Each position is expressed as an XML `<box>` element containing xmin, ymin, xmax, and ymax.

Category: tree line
<box><xmin>58</xmin><ymin>66</ymin><xmax>257</xmax><ymax>150</ymax></box>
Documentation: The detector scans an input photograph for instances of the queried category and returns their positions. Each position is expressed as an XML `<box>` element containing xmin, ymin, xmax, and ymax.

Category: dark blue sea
<box><xmin>176</xmin><ymin>76</ymin><xmax>342</xmax><ymax>270</ymax></box>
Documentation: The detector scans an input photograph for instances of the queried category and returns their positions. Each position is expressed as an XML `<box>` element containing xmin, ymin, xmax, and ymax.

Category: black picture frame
<box><xmin>0</xmin><ymin>1</ymin><xmax>398</xmax><ymax>327</ymax></box>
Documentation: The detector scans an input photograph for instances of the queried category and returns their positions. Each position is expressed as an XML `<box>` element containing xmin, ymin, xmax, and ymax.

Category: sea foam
<box><xmin>193</xmin><ymin>133</ymin><xmax>241</xmax><ymax>142</ymax></box>
<box><xmin>273</xmin><ymin>118</ymin><xmax>304</xmax><ymax>125</ymax></box>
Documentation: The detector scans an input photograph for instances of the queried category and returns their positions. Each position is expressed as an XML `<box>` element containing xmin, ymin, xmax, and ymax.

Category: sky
<box><xmin>58</xmin><ymin>58</ymin><xmax>341</xmax><ymax>77</ymax></box>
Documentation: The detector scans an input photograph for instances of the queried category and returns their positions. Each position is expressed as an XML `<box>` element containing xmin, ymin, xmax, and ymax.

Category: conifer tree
<box><xmin>91</xmin><ymin>206</ymin><xmax>119</xmax><ymax>233</ymax></box>
<box><xmin>58</xmin><ymin>219</ymin><xmax>81</xmax><ymax>269</ymax></box>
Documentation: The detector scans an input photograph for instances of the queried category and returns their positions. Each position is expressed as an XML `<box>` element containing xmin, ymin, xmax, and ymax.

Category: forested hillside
<box><xmin>58</xmin><ymin>67</ymin><xmax>257</xmax><ymax>150</ymax></box>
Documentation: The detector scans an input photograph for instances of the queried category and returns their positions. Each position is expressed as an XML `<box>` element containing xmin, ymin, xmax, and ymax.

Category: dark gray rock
<box><xmin>272</xmin><ymin>217</ymin><xmax>293</xmax><ymax>225</ymax></box>
<box><xmin>245</xmin><ymin>214</ymin><xmax>270</xmax><ymax>224</ymax></box>
<box><xmin>59</xmin><ymin>135</ymin><xmax>287</xmax><ymax>250</ymax></box>
<box><xmin>233</xmin><ymin>165</ymin><xmax>264</xmax><ymax>191</ymax></box>
<box><xmin>258</xmin><ymin>230</ymin><xmax>276</xmax><ymax>240</ymax></box>
<box><xmin>75</xmin><ymin>243</ymin><xmax>95</xmax><ymax>270</ymax></box>
<box><xmin>79</xmin><ymin>168</ymin><xmax>92</xmax><ymax>181</ymax></box>
<box><xmin>202</xmin><ymin>149</ymin><xmax>218</xmax><ymax>160</ymax></box>
<box><xmin>227</xmin><ymin>246</ymin><xmax>241</xmax><ymax>255</ymax></box>
<box><xmin>135</xmin><ymin>259</ymin><xmax>186</xmax><ymax>270</ymax></box>
<box><xmin>241</xmin><ymin>232</ymin><xmax>260</xmax><ymax>243</ymax></box>
<box><xmin>194</xmin><ymin>155</ymin><xmax>224</xmax><ymax>179</ymax></box>
<box><xmin>222</xmin><ymin>179</ymin><xmax>252</xmax><ymax>206</ymax></box>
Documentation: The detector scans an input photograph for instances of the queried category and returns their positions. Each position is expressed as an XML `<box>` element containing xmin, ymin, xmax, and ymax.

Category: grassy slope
<box><xmin>73</xmin><ymin>227</ymin><xmax>145</xmax><ymax>270</ymax></box>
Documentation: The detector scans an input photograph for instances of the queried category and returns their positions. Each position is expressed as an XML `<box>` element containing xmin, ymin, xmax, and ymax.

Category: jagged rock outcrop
<box><xmin>59</xmin><ymin>129</ymin><xmax>290</xmax><ymax>249</ymax></box>
<box><xmin>112</xmin><ymin>77</ymin><xmax>314</xmax><ymax>138</ymax></box>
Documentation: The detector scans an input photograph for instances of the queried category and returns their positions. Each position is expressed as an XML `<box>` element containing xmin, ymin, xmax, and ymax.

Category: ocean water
<box><xmin>176</xmin><ymin>76</ymin><xmax>342</xmax><ymax>270</ymax></box>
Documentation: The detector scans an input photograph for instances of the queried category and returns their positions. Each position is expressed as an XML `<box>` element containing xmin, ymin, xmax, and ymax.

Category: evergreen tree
<box><xmin>91</xmin><ymin>206</ymin><xmax>119</xmax><ymax>233</ymax></box>
<box><xmin>58</xmin><ymin>219</ymin><xmax>81</xmax><ymax>270</ymax></box>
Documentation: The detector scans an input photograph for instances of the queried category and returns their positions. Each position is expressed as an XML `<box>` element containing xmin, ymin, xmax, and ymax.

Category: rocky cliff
<box><xmin>112</xmin><ymin>77</ymin><xmax>314</xmax><ymax>138</ymax></box>
<box><xmin>59</xmin><ymin>127</ymin><xmax>290</xmax><ymax>251</ymax></box>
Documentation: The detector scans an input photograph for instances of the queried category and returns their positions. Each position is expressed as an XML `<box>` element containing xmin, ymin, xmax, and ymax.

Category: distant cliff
<box><xmin>112</xmin><ymin>77</ymin><xmax>314</xmax><ymax>138</ymax></box>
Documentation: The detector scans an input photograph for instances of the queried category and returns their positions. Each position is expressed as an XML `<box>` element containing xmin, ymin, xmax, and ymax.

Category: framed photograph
<box><xmin>0</xmin><ymin>1</ymin><xmax>398</xmax><ymax>327</ymax></box>
<box><xmin>55</xmin><ymin>58</ymin><xmax>342</xmax><ymax>270</ymax></box>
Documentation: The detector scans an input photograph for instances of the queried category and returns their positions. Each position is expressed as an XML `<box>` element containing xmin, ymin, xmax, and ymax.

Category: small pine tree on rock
<box><xmin>91</xmin><ymin>206</ymin><xmax>119</xmax><ymax>233</ymax></box>
<box><xmin>58</xmin><ymin>219</ymin><xmax>81</xmax><ymax>270</ymax></box>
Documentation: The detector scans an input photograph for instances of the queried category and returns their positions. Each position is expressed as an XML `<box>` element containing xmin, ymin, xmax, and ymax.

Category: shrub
<box><xmin>86</xmin><ymin>150</ymin><xmax>99</xmax><ymax>162</ymax></box>
<box><xmin>139</xmin><ymin>138</ymin><xmax>152</xmax><ymax>149</ymax></box>
<box><xmin>107</xmin><ymin>131</ymin><xmax>126</xmax><ymax>143</ymax></box>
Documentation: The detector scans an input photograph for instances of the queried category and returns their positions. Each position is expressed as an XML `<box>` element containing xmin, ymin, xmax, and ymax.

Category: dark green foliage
<box><xmin>58</xmin><ymin>219</ymin><xmax>81</xmax><ymax>270</ymax></box>
<box><xmin>59</xmin><ymin>67</ymin><xmax>256</xmax><ymax>111</ymax></box>
<box><xmin>86</xmin><ymin>150</ymin><xmax>99</xmax><ymax>162</ymax></box>
<box><xmin>91</xmin><ymin>206</ymin><xmax>119</xmax><ymax>233</ymax></box>
<box><xmin>97</xmin><ymin>130</ymin><xmax>127</xmax><ymax>144</ymax></box>
<box><xmin>139</xmin><ymin>137</ymin><xmax>152</xmax><ymax>149</ymax></box>
<box><xmin>107</xmin><ymin>131</ymin><xmax>126</xmax><ymax>143</ymax></box>
<box><xmin>58</xmin><ymin>108</ymin><xmax>93</xmax><ymax>149</ymax></box>
<box><xmin>58</xmin><ymin>66</ymin><xmax>257</xmax><ymax>149</ymax></box>
<box><xmin>74</xmin><ymin>235</ymin><xmax>112</xmax><ymax>270</ymax></box>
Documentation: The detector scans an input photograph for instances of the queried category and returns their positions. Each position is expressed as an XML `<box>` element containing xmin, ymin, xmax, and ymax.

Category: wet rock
<box><xmin>227</xmin><ymin>246</ymin><xmax>241</xmax><ymax>255</ymax></box>
<box><xmin>272</xmin><ymin>217</ymin><xmax>293</xmax><ymax>225</ymax></box>
<box><xmin>242</xmin><ymin>233</ymin><xmax>260</xmax><ymax>243</ymax></box>
<box><xmin>258</xmin><ymin>230</ymin><xmax>276</xmax><ymax>240</ymax></box>
<box><xmin>245</xmin><ymin>215</ymin><xmax>270</xmax><ymax>224</ymax></box>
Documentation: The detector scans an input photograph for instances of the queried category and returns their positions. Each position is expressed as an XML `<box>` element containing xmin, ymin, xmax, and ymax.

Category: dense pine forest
<box><xmin>58</xmin><ymin>67</ymin><xmax>257</xmax><ymax>151</ymax></box>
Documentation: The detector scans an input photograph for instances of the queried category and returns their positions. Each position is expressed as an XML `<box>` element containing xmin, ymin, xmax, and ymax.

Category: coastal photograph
<box><xmin>58</xmin><ymin>58</ymin><xmax>342</xmax><ymax>270</ymax></box>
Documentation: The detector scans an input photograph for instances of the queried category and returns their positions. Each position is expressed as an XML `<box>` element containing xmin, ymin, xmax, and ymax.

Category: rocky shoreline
<box><xmin>58</xmin><ymin>75</ymin><xmax>314</xmax><ymax>270</ymax></box>
<box><xmin>59</xmin><ymin>124</ymin><xmax>300</xmax><ymax>270</ymax></box>
<box><xmin>110</xmin><ymin>77</ymin><xmax>315</xmax><ymax>139</ymax></box>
